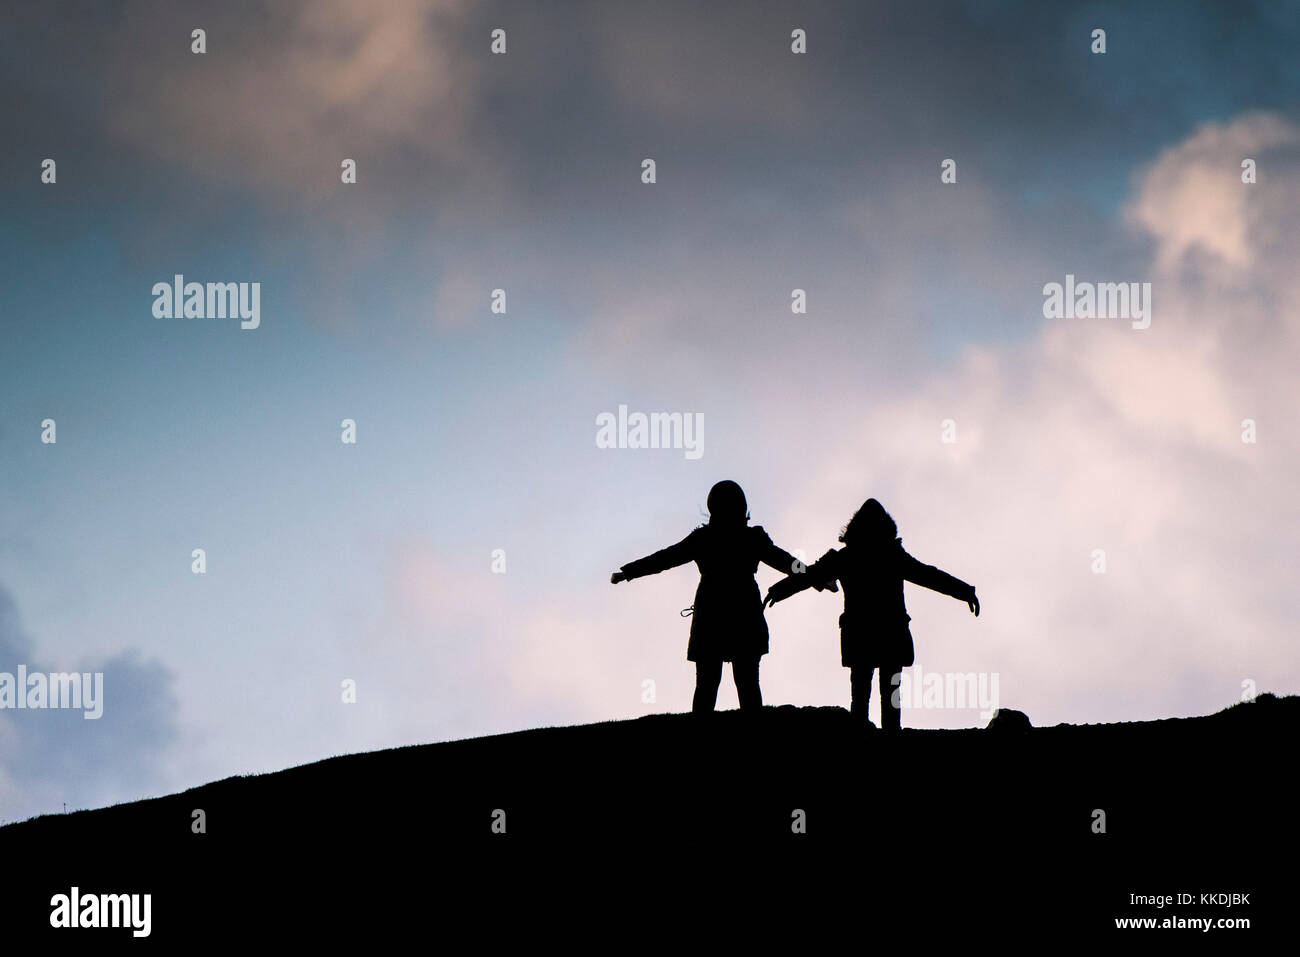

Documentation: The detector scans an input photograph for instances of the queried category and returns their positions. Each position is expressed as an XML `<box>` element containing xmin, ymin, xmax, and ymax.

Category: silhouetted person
<box><xmin>612</xmin><ymin>480</ymin><xmax>830</xmax><ymax>713</ymax></box>
<box><xmin>764</xmin><ymin>498</ymin><xmax>979</xmax><ymax>731</ymax></box>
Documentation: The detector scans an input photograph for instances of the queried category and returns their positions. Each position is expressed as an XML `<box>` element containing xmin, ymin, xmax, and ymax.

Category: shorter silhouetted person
<box><xmin>612</xmin><ymin>480</ymin><xmax>830</xmax><ymax>713</ymax></box>
<box><xmin>764</xmin><ymin>498</ymin><xmax>978</xmax><ymax>730</ymax></box>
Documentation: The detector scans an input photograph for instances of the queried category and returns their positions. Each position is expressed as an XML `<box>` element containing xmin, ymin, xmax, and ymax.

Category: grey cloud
<box><xmin>0</xmin><ymin>585</ymin><xmax>180</xmax><ymax>823</ymax></box>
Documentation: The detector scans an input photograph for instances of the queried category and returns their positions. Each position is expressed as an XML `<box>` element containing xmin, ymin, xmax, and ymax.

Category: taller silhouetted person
<box><xmin>764</xmin><ymin>498</ymin><xmax>979</xmax><ymax>731</ymax></box>
<box><xmin>612</xmin><ymin>480</ymin><xmax>830</xmax><ymax>713</ymax></box>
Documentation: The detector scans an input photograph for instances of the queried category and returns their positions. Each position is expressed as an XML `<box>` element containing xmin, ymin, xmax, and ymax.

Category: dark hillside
<box><xmin>4</xmin><ymin>696</ymin><xmax>1294</xmax><ymax>943</ymax></box>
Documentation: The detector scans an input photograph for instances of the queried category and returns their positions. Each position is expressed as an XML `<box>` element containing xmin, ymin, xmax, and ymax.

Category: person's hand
<box><xmin>764</xmin><ymin>579</ymin><xmax>794</xmax><ymax>608</ymax></box>
<box><xmin>967</xmin><ymin>590</ymin><xmax>980</xmax><ymax>616</ymax></box>
<box><xmin>611</xmin><ymin>571</ymin><xmax>627</xmax><ymax>584</ymax></box>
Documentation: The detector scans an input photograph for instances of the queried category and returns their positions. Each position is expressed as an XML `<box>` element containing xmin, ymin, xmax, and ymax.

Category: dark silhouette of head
<box><xmin>706</xmin><ymin>480</ymin><xmax>749</xmax><ymax>526</ymax></box>
<box><xmin>840</xmin><ymin>498</ymin><xmax>897</xmax><ymax>546</ymax></box>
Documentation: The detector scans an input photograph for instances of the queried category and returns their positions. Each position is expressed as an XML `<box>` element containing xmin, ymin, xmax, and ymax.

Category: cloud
<box><xmin>586</xmin><ymin>2</ymin><xmax>817</xmax><ymax>135</ymax></box>
<box><xmin>1128</xmin><ymin>112</ymin><xmax>1300</xmax><ymax>272</ymax></box>
<box><xmin>0</xmin><ymin>585</ymin><xmax>180</xmax><ymax>823</ymax></box>
<box><xmin>325</xmin><ymin>540</ymin><xmax>530</xmax><ymax>746</ymax></box>
<box><xmin>104</xmin><ymin>0</ymin><xmax>494</xmax><ymax>209</ymax></box>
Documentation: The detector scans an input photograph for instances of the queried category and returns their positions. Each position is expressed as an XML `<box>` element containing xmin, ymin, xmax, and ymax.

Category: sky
<box><xmin>1</xmin><ymin>0</ymin><xmax>1298</xmax><ymax>823</ymax></box>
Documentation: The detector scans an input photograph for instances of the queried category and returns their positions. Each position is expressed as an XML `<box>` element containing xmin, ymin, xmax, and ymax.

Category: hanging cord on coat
<box><xmin>680</xmin><ymin>605</ymin><xmax>694</xmax><ymax>617</ymax></box>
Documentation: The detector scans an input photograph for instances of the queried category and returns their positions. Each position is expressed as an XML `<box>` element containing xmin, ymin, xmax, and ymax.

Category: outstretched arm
<box><xmin>758</xmin><ymin>531</ymin><xmax>810</xmax><ymax>578</ymax></box>
<box><xmin>757</xmin><ymin>531</ymin><xmax>839</xmax><ymax>594</ymax></box>
<box><xmin>611</xmin><ymin>531</ymin><xmax>697</xmax><ymax>584</ymax></box>
<box><xmin>764</xmin><ymin>549</ymin><xmax>840</xmax><ymax>607</ymax></box>
<box><xmin>901</xmin><ymin>551</ymin><xmax>979</xmax><ymax>615</ymax></box>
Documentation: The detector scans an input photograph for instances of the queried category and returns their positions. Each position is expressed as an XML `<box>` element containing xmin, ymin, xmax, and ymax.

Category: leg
<box><xmin>850</xmin><ymin>666</ymin><xmax>873</xmax><ymax>720</ymax></box>
<box><xmin>732</xmin><ymin>657</ymin><xmax>763</xmax><ymax>712</ymax></box>
<box><xmin>693</xmin><ymin>660</ymin><xmax>724</xmax><ymax>713</ymax></box>
<box><xmin>879</xmin><ymin>664</ymin><xmax>903</xmax><ymax>731</ymax></box>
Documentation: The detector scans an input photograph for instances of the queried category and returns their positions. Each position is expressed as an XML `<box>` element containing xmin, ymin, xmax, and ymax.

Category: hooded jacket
<box><xmin>778</xmin><ymin>537</ymin><xmax>975</xmax><ymax>668</ymax></box>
